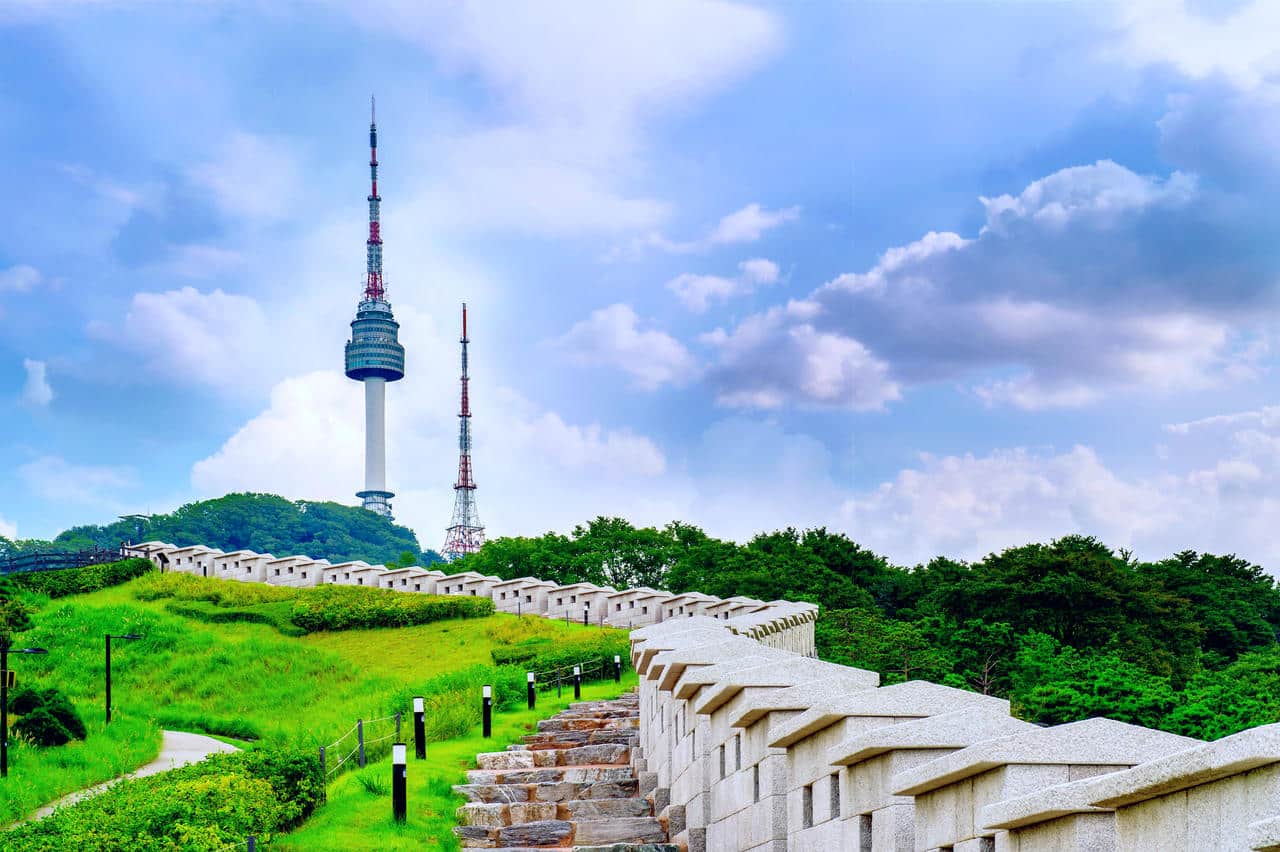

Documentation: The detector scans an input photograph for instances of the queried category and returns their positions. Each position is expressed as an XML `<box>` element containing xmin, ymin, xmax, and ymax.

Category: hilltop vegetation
<box><xmin>0</xmin><ymin>492</ymin><xmax>442</xmax><ymax>566</ymax></box>
<box><xmin>460</xmin><ymin>518</ymin><xmax>1280</xmax><ymax>739</ymax></box>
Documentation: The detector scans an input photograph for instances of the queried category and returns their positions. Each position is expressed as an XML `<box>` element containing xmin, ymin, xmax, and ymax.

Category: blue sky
<box><xmin>4</xmin><ymin>0</ymin><xmax>1280</xmax><ymax>568</ymax></box>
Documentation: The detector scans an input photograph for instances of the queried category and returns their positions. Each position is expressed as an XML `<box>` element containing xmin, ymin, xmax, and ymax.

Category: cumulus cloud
<box><xmin>0</xmin><ymin>264</ymin><xmax>39</xmax><ymax>293</ymax></box>
<box><xmin>0</xmin><ymin>516</ymin><xmax>15</xmax><ymax>540</ymax></box>
<box><xmin>17</xmin><ymin>455</ymin><xmax>138</xmax><ymax>508</ymax></box>
<box><xmin>88</xmin><ymin>286</ymin><xmax>273</xmax><ymax>395</ymax></box>
<box><xmin>667</xmin><ymin>257</ymin><xmax>780</xmax><ymax>312</ymax></box>
<box><xmin>618</xmin><ymin>203</ymin><xmax>800</xmax><ymax>258</ymax></box>
<box><xmin>188</xmin><ymin>132</ymin><xmax>303</xmax><ymax>221</ymax></box>
<box><xmin>21</xmin><ymin>359</ymin><xmax>53</xmax><ymax>407</ymax></box>
<box><xmin>703</xmin><ymin>158</ymin><xmax>1270</xmax><ymax>411</ymax></box>
<box><xmin>347</xmin><ymin>1</ymin><xmax>779</xmax><ymax>239</ymax></box>
<box><xmin>192</xmin><ymin>368</ymin><xmax>673</xmax><ymax>546</ymax></box>
<box><xmin>1115</xmin><ymin>0</ymin><xmax>1280</xmax><ymax>88</ymax></box>
<box><xmin>555</xmin><ymin>304</ymin><xmax>697</xmax><ymax>390</ymax></box>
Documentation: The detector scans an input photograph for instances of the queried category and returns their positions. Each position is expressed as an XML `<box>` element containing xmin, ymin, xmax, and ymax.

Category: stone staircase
<box><xmin>454</xmin><ymin>692</ymin><xmax>676</xmax><ymax>851</ymax></box>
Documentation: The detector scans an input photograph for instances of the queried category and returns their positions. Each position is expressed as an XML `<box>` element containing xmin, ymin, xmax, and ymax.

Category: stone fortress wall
<box><xmin>125</xmin><ymin>541</ymin><xmax>1280</xmax><ymax>850</ymax></box>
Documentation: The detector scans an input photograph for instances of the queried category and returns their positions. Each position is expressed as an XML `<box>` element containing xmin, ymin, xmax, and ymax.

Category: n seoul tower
<box><xmin>344</xmin><ymin>98</ymin><xmax>405</xmax><ymax>519</ymax></box>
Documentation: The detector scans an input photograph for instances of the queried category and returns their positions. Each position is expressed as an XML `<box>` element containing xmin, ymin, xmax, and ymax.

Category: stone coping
<box><xmin>634</xmin><ymin>626</ymin><xmax>735</xmax><ymax>674</ymax></box>
<box><xmin>767</xmin><ymin>680</ymin><xmax>1006</xmax><ymax>749</ymax></box>
<box><xmin>731</xmin><ymin>678</ymin><xmax>879</xmax><ymax>729</ymax></box>
<box><xmin>1067</xmin><ymin>722</ymin><xmax>1280</xmax><ymax>809</ymax></box>
<box><xmin>650</xmin><ymin>638</ymin><xmax>765</xmax><ymax>690</ymax></box>
<box><xmin>979</xmin><ymin>773</ymin><xmax>1117</xmax><ymax>831</ymax></box>
<box><xmin>693</xmin><ymin>658</ymin><xmax>860</xmax><ymax>716</ymax></box>
<box><xmin>1249</xmin><ymin>815</ymin><xmax>1280</xmax><ymax>851</ymax></box>
<box><xmin>892</xmin><ymin>717</ymin><xmax>1201</xmax><ymax>797</ymax></box>
<box><xmin>671</xmin><ymin>649</ymin><xmax>801</xmax><ymax>701</ymax></box>
<box><xmin>827</xmin><ymin>708</ymin><xmax>1035</xmax><ymax>768</ymax></box>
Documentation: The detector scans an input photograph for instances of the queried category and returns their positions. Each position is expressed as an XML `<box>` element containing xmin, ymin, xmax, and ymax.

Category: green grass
<box><xmin>273</xmin><ymin>676</ymin><xmax>638</xmax><ymax>851</ymax></box>
<box><xmin>1</xmin><ymin>576</ymin><xmax>628</xmax><ymax>828</ymax></box>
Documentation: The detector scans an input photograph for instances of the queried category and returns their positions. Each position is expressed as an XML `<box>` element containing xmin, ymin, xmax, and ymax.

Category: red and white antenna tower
<box><xmin>442</xmin><ymin>303</ymin><xmax>485</xmax><ymax>560</ymax></box>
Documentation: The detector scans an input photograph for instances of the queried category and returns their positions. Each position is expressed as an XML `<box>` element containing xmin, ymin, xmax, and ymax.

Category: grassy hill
<box><xmin>2</xmin><ymin>563</ymin><xmax>630</xmax><ymax>848</ymax></box>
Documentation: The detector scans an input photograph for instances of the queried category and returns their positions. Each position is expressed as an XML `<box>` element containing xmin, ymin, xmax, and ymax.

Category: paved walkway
<box><xmin>25</xmin><ymin>730</ymin><xmax>239</xmax><ymax>822</ymax></box>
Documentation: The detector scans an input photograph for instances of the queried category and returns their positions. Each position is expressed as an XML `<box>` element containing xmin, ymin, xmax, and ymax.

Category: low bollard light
<box><xmin>413</xmin><ymin>696</ymin><xmax>426</xmax><ymax>759</ymax></box>
<box><xmin>614</xmin><ymin>654</ymin><xmax>622</xmax><ymax>682</ymax></box>
<box><xmin>582</xmin><ymin>604</ymin><xmax>589</xmax><ymax>626</ymax></box>
<box><xmin>573</xmin><ymin>665</ymin><xmax>582</xmax><ymax>700</ymax></box>
<box><xmin>527</xmin><ymin>671</ymin><xmax>536</xmax><ymax>710</ymax></box>
<box><xmin>392</xmin><ymin>742</ymin><xmax>407</xmax><ymax>823</ymax></box>
<box><xmin>482</xmin><ymin>685</ymin><xmax>492</xmax><ymax>738</ymax></box>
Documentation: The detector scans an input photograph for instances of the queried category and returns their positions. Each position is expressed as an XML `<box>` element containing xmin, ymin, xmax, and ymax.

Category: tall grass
<box><xmin>1</xmin><ymin>577</ymin><xmax>629</xmax><ymax>826</ymax></box>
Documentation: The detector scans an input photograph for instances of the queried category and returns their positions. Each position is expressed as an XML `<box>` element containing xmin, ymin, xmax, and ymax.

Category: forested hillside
<box><xmin>459</xmin><ymin>518</ymin><xmax>1280</xmax><ymax>740</ymax></box>
<box><xmin>0</xmin><ymin>493</ymin><xmax>442</xmax><ymax>566</ymax></box>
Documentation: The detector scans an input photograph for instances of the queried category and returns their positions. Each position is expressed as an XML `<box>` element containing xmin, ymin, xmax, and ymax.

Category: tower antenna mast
<box><xmin>443</xmin><ymin>303</ymin><xmax>485</xmax><ymax>560</ymax></box>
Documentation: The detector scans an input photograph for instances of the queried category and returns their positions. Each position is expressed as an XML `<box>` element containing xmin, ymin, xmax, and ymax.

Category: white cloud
<box><xmin>88</xmin><ymin>286</ymin><xmax>273</xmax><ymax>395</ymax></box>
<box><xmin>703</xmin><ymin>160</ymin><xmax>1259</xmax><ymax>411</ymax></box>
<box><xmin>188</xmin><ymin>132</ymin><xmax>302</xmax><ymax>221</ymax></box>
<box><xmin>0</xmin><ymin>265</ymin><xmax>39</xmax><ymax>293</ymax></box>
<box><xmin>619</xmin><ymin>203</ymin><xmax>801</xmax><ymax>258</ymax></box>
<box><xmin>707</xmin><ymin>203</ymin><xmax>800</xmax><ymax>245</ymax></box>
<box><xmin>21</xmin><ymin>359</ymin><xmax>53</xmax><ymax>408</ymax></box>
<box><xmin>1115</xmin><ymin>0</ymin><xmax>1280</xmax><ymax>88</ymax></box>
<box><xmin>0</xmin><ymin>516</ymin><xmax>15</xmax><ymax>540</ymax></box>
<box><xmin>17</xmin><ymin>455</ymin><xmax>138</xmax><ymax>509</ymax></box>
<box><xmin>555</xmin><ymin>304</ymin><xmax>697</xmax><ymax>390</ymax></box>
<box><xmin>666</xmin><ymin>257</ymin><xmax>780</xmax><ymax>312</ymax></box>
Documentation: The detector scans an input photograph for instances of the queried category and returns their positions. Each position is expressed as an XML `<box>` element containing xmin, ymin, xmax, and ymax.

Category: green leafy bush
<box><xmin>10</xmin><ymin>558</ymin><xmax>154</xmax><ymax>599</ymax></box>
<box><xmin>289</xmin><ymin>584</ymin><xmax>494</xmax><ymax>632</ymax></box>
<box><xmin>163</xmin><ymin>599</ymin><xmax>306</xmax><ymax>637</ymax></box>
<box><xmin>7</xmin><ymin>686</ymin><xmax>86</xmax><ymax>745</ymax></box>
<box><xmin>13</xmin><ymin>707</ymin><xmax>74</xmax><ymax>747</ymax></box>
<box><xmin>4</xmin><ymin>745</ymin><xmax>322</xmax><ymax>851</ymax></box>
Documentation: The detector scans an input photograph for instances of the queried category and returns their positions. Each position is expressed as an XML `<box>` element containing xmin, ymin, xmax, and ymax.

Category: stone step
<box><xmin>455</xmin><ymin>778</ymin><xmax>640</xmax><ymax>803</ymax></box>
<box><xmin>467</xmin><ymin>766</ymin><xmax>636</xmax><ymax>786</ymax></box>
<box><xmin>521</xmin><ymin>730</ymin><xmax>637</xmax><ymax>747</ymax></box>
<box><xmin>573</xmin><ymin>817</ymin><xmax>668</xmax><ymax>846</ymax></box>
<box><xmin>559</xmin><ymin>798</ymin><xmax>653</xmax><ymax>820</ymax></box>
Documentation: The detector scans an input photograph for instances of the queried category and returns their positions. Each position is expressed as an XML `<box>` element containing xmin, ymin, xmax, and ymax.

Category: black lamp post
<box><xmin>105</xmin><ymin>634</ymin><xmax>143</xmax><ymax>724</ymax></box>
<box><xmin>1</xmin><ymin>644</ymin><xmax>49</xmax><ymax>778</ymax></box>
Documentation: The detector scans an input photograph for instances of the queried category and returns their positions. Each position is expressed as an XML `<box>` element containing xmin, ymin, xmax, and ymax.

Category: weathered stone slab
<box><xmin>495</xmin><ymin>819</ymin><xmax>573</xmax><ymax>846</ymax></box>
<box><xmin>573</xmin><ymin>817</ymin><xmax>668</xmax><ymax>845</ymax></box>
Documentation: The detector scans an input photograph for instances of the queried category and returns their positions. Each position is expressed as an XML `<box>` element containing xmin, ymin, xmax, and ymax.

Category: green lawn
<box><xmin>1</xmin><ymin>577</ymin><xmax>626</xmax><ymax>827</ymax></box>
<box><xmin>274</xmin><ymin>677</ymin><xmax>638</xmax><ymax>851</ymax></box>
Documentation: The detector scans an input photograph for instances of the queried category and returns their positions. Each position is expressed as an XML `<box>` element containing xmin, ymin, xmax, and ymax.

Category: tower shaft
<box><xmin>443</xmin><ymin>303</ymin><xmax>485</xmax><ymax>560</ymax></box>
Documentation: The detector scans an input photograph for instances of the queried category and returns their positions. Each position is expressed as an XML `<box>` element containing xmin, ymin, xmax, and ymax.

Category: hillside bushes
<box><xmin>10</xmin><ymin>558</ymin><xmax>153</xmax><ymax>599</ymax></box>
<box><xmin>289</xmin><ymin>585</ymin><xmax>493</xmax><ymax>632</ymax></box>
<box><xmin>131</xmin><ymin>572</ymin><xmax>494</xmax><ymax>634</ymax></box>
<box><xmin>8</xmin><ymin>686</ymin><xmax>86</xmax><ymax>747</ymax></box>
<box><xmin>5</xmin><ymin>745</ymin><xmax>323</xmax><ymax>851</ymax></box>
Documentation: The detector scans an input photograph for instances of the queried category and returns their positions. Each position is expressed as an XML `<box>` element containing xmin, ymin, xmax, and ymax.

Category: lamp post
<box><xmin>1</xmin><ymin>644</ymin><xmax>48</xmax><ymax>778</ymax></box>
<box><xmin>105</xmin><ymin>634</ymin><xmax>143</xmax><ymax>724</ymax></box>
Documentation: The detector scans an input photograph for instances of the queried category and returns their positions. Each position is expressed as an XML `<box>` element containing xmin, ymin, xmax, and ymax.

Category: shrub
<box><xmin>13</xmin><ymin>707</ymin><xmax>74</xmax><ymax>747</ymax></box>
<box><xmin>11</xmin><ymin>558</ymin><xmax>154</xmax><ymax>599</ymax></box>
<box><xmin>289</xmin><ymin>585</ymin><xmax>494</xmax><ymax>632</ymax></box>
<box><xmin>7</xmin><ymin>686</ymin><xmax>86</xmax><ymax>745</ymax></box>
<box><xmin>4</xmin><ymin>745</ymin><xmax>322</xmax><ymax>851</ymax></box>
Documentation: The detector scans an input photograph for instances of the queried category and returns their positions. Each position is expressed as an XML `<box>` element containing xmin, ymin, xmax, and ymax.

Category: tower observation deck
<box><xmin>344</xmin><ymin>98</ymin><xmax>405</xmax><ymax>519</ymax></box>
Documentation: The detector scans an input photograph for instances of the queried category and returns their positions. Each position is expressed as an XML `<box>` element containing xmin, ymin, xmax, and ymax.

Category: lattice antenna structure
<box><xmin>442</xmin><ymin>303</ymin><xmax>485</xmax><ymax>560</ymax></box>
<box><xmin>344</xmin><ymin>97</ymin><xmax>405</xmax><ymax>519</ymax></box>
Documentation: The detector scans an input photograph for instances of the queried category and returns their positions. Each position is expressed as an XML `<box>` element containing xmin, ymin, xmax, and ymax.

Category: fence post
<box><xmin>319</xmin><ymin>745</ymin><xmax>327</xmax><ymax>795</ymax></box>
<box><xmin>527</xmin><ymin>672</ymin><xmax>536</xmax><ymax>710</ymax></box>
<box><xmin>395</xmin><ymin>711</ymin><xmax>402</xmax><ymax>742</ymax></box>
<box><xmin>482</xmin><ymin>685</ymin><xmax>492</xmax><ymax>738</ymax></box>
<box><xmin>247</xmin><ymin>837</ymin><xmax>256</xmax><ymax>852</ymax></box>
<box><xmin>413</xmin><ymin>696</ymin><xmax>426</xmax><ymax>760</ymax></box>
<box><xmin>357</xmin><ymin>718</ymin><xmax>366</xmax><ymax>768</ymax></box>
<box><xmin>556</xmin><ymin>666</ymin><xmax>562</xmax><ymax>698</ymax></box>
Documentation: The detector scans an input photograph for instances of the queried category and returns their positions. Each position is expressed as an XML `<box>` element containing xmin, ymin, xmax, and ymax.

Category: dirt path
<box><xmin>24</xmin><ymin>730</ymin><xmax>239</xmax><ymax>822</ymax></box>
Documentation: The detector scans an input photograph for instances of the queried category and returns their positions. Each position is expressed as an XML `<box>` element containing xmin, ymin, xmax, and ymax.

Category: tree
<box><xmin>0</xmin><ymin>575</ymin><xmax>34</xmax><ymax>649</ymax></box>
